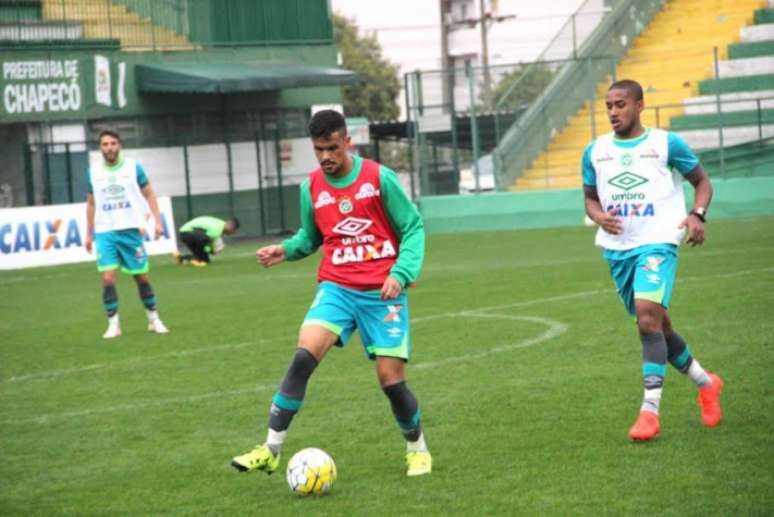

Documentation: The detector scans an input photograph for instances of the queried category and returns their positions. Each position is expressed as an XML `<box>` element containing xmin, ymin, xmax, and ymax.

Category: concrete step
<box><xmin>679</xmin><ymin>124</ymin><xmax>774</xmax><ymax>149</ymax></box>
<box><xmin>741</xmin><ymin>23</ymin><xmax>774</xmax><ymax>42</ymax></box>
<box><xmin>684</xmin><ymin>90</ymin><xmax>774</xmax><ymax>114</ymax></box>
<box><xmin>718</xmin><ymin>55</ymin><xmax>774</xmax><ymax>77</ymax></box>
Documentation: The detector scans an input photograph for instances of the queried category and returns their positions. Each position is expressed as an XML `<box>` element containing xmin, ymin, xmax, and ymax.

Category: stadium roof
<box><xmin>136</xmin><ymin>62</ymin><xmax>357</xmax><ymax>94</ymax></box>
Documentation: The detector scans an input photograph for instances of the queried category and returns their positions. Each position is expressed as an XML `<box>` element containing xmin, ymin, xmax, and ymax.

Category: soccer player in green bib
<box><xmin>85</xmin><ymin>129</ymin><xmax>169</xmax><ymax>338</ymax></box>
<box><xmin>231</xmin><ymin>110</ymin><xmax>431</xmax><ymax>476</ymax></box>
<box><xmin>582</xmin><ymin>80</ymin><xmax>723</xmax><ymax>441</ymax></box>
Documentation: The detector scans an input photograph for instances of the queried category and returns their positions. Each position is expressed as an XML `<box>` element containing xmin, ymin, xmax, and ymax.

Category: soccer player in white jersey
<box><xmin>85</xmin><ymin>129</ymin><xmax>169</xmax><ymax>338</ymax></box>
<box><xmin>581</xmin><ymin>80</ymin><xmax>723</xmax><ymax>441</ymax></box>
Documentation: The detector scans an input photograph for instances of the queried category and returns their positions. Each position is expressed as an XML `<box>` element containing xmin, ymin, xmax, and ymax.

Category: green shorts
<box><xmin>302</xmin><ymin>281</ymin><xmax>411</xmax><ymax>361</ymax></box>
<box><xmin>606</xmin><ymin>244</ymin><xmax>678</xmax><ymax>316</ymax></box>
<box><xmin>95</xmin><ymin>229</ymin><xmax>149</xmax><ymax>274</ymax></box>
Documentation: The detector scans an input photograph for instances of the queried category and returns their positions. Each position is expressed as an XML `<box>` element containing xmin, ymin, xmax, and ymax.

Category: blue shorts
<box><xmin>302</xmin><ymin>281</ymin><xmax>411</xmax><ymax>361</ymax></box>
<box><xmin>606</xmin><ymin>245</ymin><xmax>678</xmax><ymax>316</ymax></box>
<box><xmin>95</xmin><ymin>229</ymin><xmax>149</xmax><ymax>274</ymax></box>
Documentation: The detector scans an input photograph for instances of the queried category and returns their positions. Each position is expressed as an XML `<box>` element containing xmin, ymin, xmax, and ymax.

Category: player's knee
<box><xmin>297</xmin><ymin>326</ymin><xmax>337</xmax><ymax>360</ymax></box>
<box><xmin>636</xmin><ymin>315</ymin><xmax>660</xmax><ymax>334</ymax></box>
<box><xmin>376</xmin><ymin>359</ymin><xmax>405</xmax><ymax>387</ymax></box>
<box><xmin>635</xmin><ymin>302</ymin><xmax>664</xmax><ymax>334</ymax></box>
<box><xmin>278</xmin><ymin>348</ymin><xmax>319</xmax><ymax>398</ymax></box>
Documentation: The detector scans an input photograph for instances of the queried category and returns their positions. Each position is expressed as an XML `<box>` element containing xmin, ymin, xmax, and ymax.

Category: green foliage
<box><xmin>1</xmin><ymin>216</ymin><xmax>773</xmax><ymax>515</ymax></box>
<box><xmin>333</xmin><ymin>13</ymin><xmax>401</xmax><ymax>121</ymax></box>
<box><xmin>478</xmin><ymin>62</ymin><xmax>557</xmax><ymax>111</ymax></box>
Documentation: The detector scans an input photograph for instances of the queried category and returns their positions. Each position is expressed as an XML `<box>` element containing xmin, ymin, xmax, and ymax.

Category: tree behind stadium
<box><xmin>333</xmin><ymin>13</ymin><xmax>401</xmax><ymax>122</ymax></box>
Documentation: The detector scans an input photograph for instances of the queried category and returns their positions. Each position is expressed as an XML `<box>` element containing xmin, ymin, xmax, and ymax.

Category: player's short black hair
<box><xmin>608</xmin><ymin>79</ymin><xmax>643</xmax><ymax>101</ymax></box>
<box><xmin>308</xmin><ymin>110</ymin><xmax>347</xmax><ymax>139</ymax></box>
<box><xmin>228</xmin><ymin>217</ymin><xmax>240</xmax><ymax>230</ymax></box>
<box><xmin>97</xmin><ymin>128</ymin><xmax>121</xmax><ymax>143</ymax></box>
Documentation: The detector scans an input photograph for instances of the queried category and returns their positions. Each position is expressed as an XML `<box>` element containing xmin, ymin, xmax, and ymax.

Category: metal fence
<box><xmin>15</xmin><ymin>132</ymin><xmax>307</xmax><ymax>238</ymax></box>
<box><xmin>404</xmin><ymin>0</ymin><xmax>774</xmax><ymax>196</ymax></box>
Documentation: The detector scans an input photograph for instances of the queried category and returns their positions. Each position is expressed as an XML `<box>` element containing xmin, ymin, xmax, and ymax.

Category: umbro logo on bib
<box><xmin>608</xmin><ymin>172</ymin><xmax>648</xmax><ymax>191</ymax></box>
<box><xmin>332</xmin><ymin>217</ymin><xmax>372</xmax><ymax>236</ymax></box>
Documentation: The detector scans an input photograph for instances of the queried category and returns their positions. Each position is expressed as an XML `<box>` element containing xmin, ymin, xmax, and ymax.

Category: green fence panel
<box><xmin>419</xmin><ymin>177</ymin><xmax>774</xmax><ymax>234</ymax></box>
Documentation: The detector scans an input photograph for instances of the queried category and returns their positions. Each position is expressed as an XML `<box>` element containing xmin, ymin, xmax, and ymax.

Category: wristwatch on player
<box><xmin>690</xmin><ymin>207</ymin><xmax>707</xmax><ymax>222</ymax></box>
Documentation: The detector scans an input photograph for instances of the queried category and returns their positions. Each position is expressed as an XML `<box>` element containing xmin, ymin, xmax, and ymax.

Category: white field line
<box><xmin>4</xmin><ymin>266</ymin><xmax>772</xmax><ymax>384</ymax></box>
<box><xmin>4</xmin><ymin>265</ymin><xmax>772</xmax><ymax>384</ymax></box>
<box><xmin>412</xmin><ymin>290</ymin><xmax>604</xmax><ymax>324</ymax></box>
<box><xmin>2</xmin><ymin>385</ymin><xmax>278</xmax><ymax>425</ymax></box>
<box><xmin>413</xmin><ymin>314</ymin><xmax>568</xmax><ymax>370</ymax></box>
<box><xmin>3</xmin><ymin>341</ymin><xmax>262</xmax><ymax>383</ymax></box>
<box><xmin>1</xmin><ymin>265</ymin><xmax>772</xmax><ymax>424</ymax></box>
<box><xmin>4</xmin><ymin>289</ymin><xmax>589</xmax><ymax>385</ymax></box>
<box><xmin>1</xmin><ymin>245</ymin><xmax>771</xmax><ymax>286</ymax></box>
<box><xmin>0</xmin><ymin>312</ymin><xmax>567</xmax><ymax>425</ymax></box>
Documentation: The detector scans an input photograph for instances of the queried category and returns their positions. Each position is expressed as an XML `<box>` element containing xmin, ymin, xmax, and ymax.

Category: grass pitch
<box><xmin>1</xmin><ymin>216</ymin><xmax>773</xmax><ymax>516</ymax></box>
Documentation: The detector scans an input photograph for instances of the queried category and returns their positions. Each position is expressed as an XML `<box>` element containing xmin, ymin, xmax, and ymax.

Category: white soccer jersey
<box><xmin>582</xmin><ymin>128</ymin><xmax>700</xmax><ymax>251</ymax></box>
<box><xmin>88</xmin><ymin>157</ymin><xmax>148</xmax><ymax>233</ymax></box>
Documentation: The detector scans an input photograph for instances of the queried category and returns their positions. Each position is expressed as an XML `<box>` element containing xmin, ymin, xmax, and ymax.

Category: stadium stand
<box><xmin>512</xmin><ymin>0</ymin><xmax>769</xmax><ymax>191</ymax></box>
<box><xmin>0</xmin><ymin>0</ymin><xmax>191</xmax><ymax>48</ymax></box>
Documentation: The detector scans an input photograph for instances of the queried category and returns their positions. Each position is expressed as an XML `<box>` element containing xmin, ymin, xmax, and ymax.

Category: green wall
<box><xmin>419</xmin><ymin>177</ymin><xmax>774</xmax><ymax>234</ymax></box>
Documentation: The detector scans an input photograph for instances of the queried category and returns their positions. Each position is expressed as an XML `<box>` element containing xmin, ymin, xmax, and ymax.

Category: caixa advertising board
<box><xmin>0</xmin><ymin>197</ymin><xmax>177</xmax><ymax>270</ymax></box>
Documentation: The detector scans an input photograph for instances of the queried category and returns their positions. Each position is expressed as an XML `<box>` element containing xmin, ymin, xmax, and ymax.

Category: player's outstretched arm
<box><xmin>256</xmin><ymin>245</ymin><xmax>286</xmax><ymax>267</ymax></box>
<box><xmin>583</xmin><ymin>185</ymin><xmax>623</xmax><ymax>235</ymax></box>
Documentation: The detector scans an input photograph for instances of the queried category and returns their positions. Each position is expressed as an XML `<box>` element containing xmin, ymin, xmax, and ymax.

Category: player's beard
<box><xmin>102</xmin><ymin>150</ymin><xmax>119</xmax><ymax>164</ymax></box>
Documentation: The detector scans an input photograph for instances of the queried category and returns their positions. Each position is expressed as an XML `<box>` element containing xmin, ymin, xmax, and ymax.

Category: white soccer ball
<box><xmin>286</xmin><ymin>448</ymin><xmax>337</xmax><ymax>496</ymax></box>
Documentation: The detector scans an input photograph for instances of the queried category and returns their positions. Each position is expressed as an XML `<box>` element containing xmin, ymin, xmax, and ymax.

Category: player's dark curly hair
<box><xmin>308</xmin><ymin>110</ymin><xmax>347</xmax><ymax>139</ymax></box>
<box><xmin>228</xmin><ymin>217</ymin><xmax>240</xmax><ymax>230</ymax></box>
<box><xmin>609</xmin><ymin>79</ymin><xmax>643</xmax><ymax>101</ymax></box>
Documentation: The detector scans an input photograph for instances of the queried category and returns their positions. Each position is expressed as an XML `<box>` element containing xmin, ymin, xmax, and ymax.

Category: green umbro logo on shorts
<box><xmin>608</xmin><ymin>172</ymin><xmax>648</xmax><ymax>191</ymax></box>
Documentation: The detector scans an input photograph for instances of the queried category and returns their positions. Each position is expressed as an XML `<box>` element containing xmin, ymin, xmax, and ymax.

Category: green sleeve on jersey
<box><xmin>667</xmin><ymin>132</ymin><xmax>700</xmax><ymax>176</ymax></box>
<box><xmin>136</xmin><ymin>162</ymin><xmax>149</xmax><ymax>187</ymax></box>
<box><xmin>282</xmin><ymin>179</ymin><xmax>322</xmax><ymax>261</ymax></box>
<box><xmin>581</xmin><ymin>143</ymin><xmax>596</xmax><ymax>186</ymax></box>
<box><xmin>180</xmin><ymin>216</ymin><xmax>225</xmax><ymax>240</ymax></box>
<box><xmin>379</xmin><ymin>166</ymin><xmax>425</xmax><ymax>287</ymax></box>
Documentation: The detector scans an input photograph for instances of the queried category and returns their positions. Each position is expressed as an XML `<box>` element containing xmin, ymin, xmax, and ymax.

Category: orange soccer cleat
<box><xmin>628</xmin><ymin>411</ymin><xmax>661</xmax><ymax>441</ymax></box>
<box><xmin>697</xmin><ymin>373</ymin><xmax>723</xmax><ymax>427</ymax></box>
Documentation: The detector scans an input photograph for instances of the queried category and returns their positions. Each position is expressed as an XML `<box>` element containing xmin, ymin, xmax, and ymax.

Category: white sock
<box><xmin>146</xmin><ymin>309</ymin><xmax>159</xmax><ymax>322</ymax></box>
<box><xmin>641</xmin><ymin>388</ymin><xmax>662</xmax><ymax>415</ymax></box>
<box><xmin>265</xmin><ymin>429</ymin><xmax>287</xmax><ymax>454</ymax></box>
<box><xmin>406</xmin><ymin>432</ymin><xmax>428</xmax><ymax>453</ymax></box>
<box><xmin>108</xmin><ymin>314</ymin><xmax>120</xmax><ymax>327</ymax></box>
<box><xmin>688</xmin><ymin>360</ymin><xmax>711</xmax><ymax>388</ymax></box>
